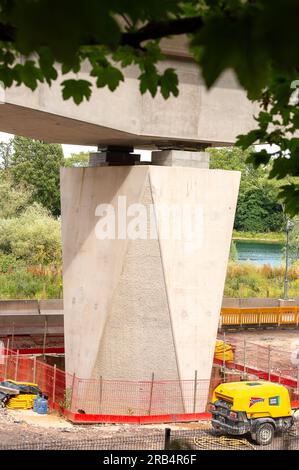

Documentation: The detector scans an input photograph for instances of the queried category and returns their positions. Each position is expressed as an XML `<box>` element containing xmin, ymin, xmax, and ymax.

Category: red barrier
<box><xmin>0</xmin><ymin>344</ymin><xmax>298</xmax><ymax>425</ymax></box>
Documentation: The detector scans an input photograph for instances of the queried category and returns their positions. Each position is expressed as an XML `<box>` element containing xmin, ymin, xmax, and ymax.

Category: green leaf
<box><xmin>13</xmin><ymin>61</ymin><xmax>44</xmax><ymax>90</ymax></box>
<box><xmin>236</xmin><ymin>129</ymin><xmax>266</xmax><ymax>150</ymax></box>
<box><xmin>94</xmin><ymin>66</ymin><xmax>124</xmax><ymax>91</ymax></box>
<box><xmin>61</xmin><ymin>79</ymin><xmax>92</xmax><ymax>104</ymax></box>
<box><xmin>139</xmin><ymin>71</ymin><xmax>159</xmax><ymax>97</ymax></box>
<box><xmin>159</xmin><ymin>68</ymin><xmax>179</xmax><ymax>99</ymax></box>
<box><xmin>38</xmin><ymin>48</ymin><xmax>57</xmax><ymax>84</ymax></box>
<box><xmin>246</xmin><ymin>150</ymin><xmax>271</xmax><ymax>168</ymax></box>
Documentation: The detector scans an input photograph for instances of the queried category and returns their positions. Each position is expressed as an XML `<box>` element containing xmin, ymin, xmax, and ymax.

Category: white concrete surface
<box><xmin>0</xmin><ymin>61</ymin><xmax>258</xmax><ymax>147</ymax></box>
<box><xmin>60</xmin><ymin>164</ymin><xmax>240</xmax><ymax>413</ymax></box>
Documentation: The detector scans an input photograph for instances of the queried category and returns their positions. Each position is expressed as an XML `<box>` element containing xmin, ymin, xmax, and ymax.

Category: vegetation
<box><xmin>0</xmin><ymin>1</ymin><xmax>298</xmax><ymax>213</ymax></box>
<box><xmin>209</xmin><ymin>147</ymin><xmax>285</xmax><ymax>233</ymax></box>
<box><xmin>63</xmin><ymin>151</ymin><xmax>89</xmax><ymax>168</ymax></box>
<box><xmin>0</xmin><ymin>137</ymin><xmax>297</xmax><ymax>300</ymax></box>
<box><xmin>225</xmin><ymin>262</ymin><xmax>299</xmax><ymax>298</ymax></box>
<box><xmin>4</xmin><ymin>136</ymin><xmax>64</xmax><ymax>217</ymax></box>
<box><xmin>0</xmin><ymin>173</ymin><xmax>62</xmax><ymax>299</ymax></box>
<box><xmin>232</xmin><ymin>231</ymin><xmax>284</xmax><ymax>243</ymax></box>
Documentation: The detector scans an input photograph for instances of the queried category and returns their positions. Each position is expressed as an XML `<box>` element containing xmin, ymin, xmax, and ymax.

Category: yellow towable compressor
<box><xmin>209</xmin><ymin>381</ymin><xmax>294</xmax><ymax>445</ymax></box>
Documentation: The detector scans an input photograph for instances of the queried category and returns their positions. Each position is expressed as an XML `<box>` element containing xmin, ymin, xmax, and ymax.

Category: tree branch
<box><xmin>0</xmin><ymin>15</ymin><xmax>204</xmax><ymax>49</ymax></box>
<box><xmin>0</xmin><ymin>22</ymin><xmax>15</xmax><ymax>42</ymax></box>
<box><xmin>121</xmin><ymin>16</ymin><xmax>204</xmax><ymax>48</ymax></box>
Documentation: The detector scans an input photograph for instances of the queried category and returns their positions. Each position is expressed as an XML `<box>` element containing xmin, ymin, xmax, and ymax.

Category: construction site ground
<box><xmin>0</xmin><ymin>407</ymin><xmax>210</xmax><ymax>448</ymax></box>
<box><xmin>1</xmin><ymin>328</ymin><xmax>299</xmax><ymax>449</ymax></box>
<box><xmin>223</xmin><ymin>329</ymin><xmax>299</xmax><ymax>372</ymax></box>
<box><xmin>226</xmin><ymin>329</ymin><xmax>299</xmax><ymax>350</ymax></box>
<box><xmin>1</xmin><ymin>407</ymin><xmax>299</xmax><ymax>450</ymax></box>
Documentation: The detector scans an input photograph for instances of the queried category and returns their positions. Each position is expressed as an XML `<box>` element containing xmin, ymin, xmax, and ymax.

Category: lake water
<box><xmin>235</xmin><ymin>240</ymin><xmax>285</xmax><ymax>267</ymax></box>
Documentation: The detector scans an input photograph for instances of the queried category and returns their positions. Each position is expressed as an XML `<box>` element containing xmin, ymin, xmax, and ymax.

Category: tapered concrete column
<box><xmin>60</xmin><ymin>154</ymin><xmax>240</xmax><ymax>413</ymax></box>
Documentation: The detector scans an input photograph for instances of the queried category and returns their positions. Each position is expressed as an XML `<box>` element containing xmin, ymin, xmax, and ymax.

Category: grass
<box><xmin>232</xmin><ymin>231</ymin><xmax>285</xmax><ymax>243</ymax></box>
<box><xmin>0</xmin><ymin>265</ymin><xmax>62</xmax><ymax>299</ymax></box>
<box><xmin>225</xmin><ymin>261</ymin><xmax>299</xmax><ymax>298</ymax></box>
<box><xmin>0</xmin><ymin>254</ymin><xmax>298</xmax><ymax>300</ymax></box>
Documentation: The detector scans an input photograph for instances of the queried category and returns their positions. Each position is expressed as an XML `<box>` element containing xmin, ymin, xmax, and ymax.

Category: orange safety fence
<box><xmin>221</xmin><ymin>306</ymin><xmax>299</xmax><ymax>327</ymax></box>
<box><xmin>0</xmin><ymin>337</ymin><xmax>299</xmax><ymax>423</ymax></box>
<box><xmin>0</xmin><ymin>348</ymin><xmax>219</xmax><ymax>418</ymax></box>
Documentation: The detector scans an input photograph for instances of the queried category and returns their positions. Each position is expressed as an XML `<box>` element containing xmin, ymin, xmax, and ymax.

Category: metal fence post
<box><xmin>70</xmin><ymin>373</ymin><xmax>76</xmax><ymax>411</ymax></box>
<box><xmin>4</xmin><ymin>338</ymin><xmax>9</xmax><ymax>379</ymax></box>
<box><xmin>11</xmin><ymin>322</ymin><xmax>15</xmax><ymax>351</ymax></box>
<box><xmin>33</xmin><ymin>356</ymin><xmax>37</xmax><ymax>383</ymax></box>
<box><xmin>193</xmin><ymin>370</ymin><xmax>198</xmax><ymax>413</ymax></box>
<box><xmin>14</xmin><ymin>350</ymin><xmax>19</xmax><ymax>381</ymax></box>
<box><xmin>243</xmin><ymin>338</ymin><xmax>247</xmax><ymax>378</ymax></box>
<box><xmin>148</xmin><ymin>372</ymin><xmax>155</xmax><ymax>416</ymax></box>
<box><xmin>268</xmin><ymin>345</ymin><xmax>271</xmax><ymax>380</ymax></box>
<box><xmin>99</xmin><ymin>375</ymin><xmax>103</xmax><ymax>413</ymax></box>
<box><xmin>164</xmin><ymin>428</ymin><xmax>171</xmax><ymax>450</ymax></box>
<box><xmin>52</xmin><ymin>364</ymin><xmax>57</xmax><ymax>404</ymax></box>
<box><xmin>42</xmin><ymin>319</ymin><xmax>48</xmax><ymax>358</ymax></box>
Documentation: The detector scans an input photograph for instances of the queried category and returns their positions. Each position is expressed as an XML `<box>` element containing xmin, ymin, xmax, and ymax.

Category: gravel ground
<box><xmin>0</xmin><ymin>407</ymin><xmax>210</xmax><ymax>448</ymax></box>
<box><xmin>1</xmin><ymin>407</ymin><xmax>299</xmax><ymax>450</ymax></box>
<box><xmin>224</xmin><ymin>329</ymin><xmax>299</xmax><ymax>351</ymax></box>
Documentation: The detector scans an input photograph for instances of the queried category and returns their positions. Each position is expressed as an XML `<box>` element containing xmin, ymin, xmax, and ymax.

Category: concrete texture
<box><xmin>222</xmin><ymin>298</ymin><xmax>299</xmax><ymax>308</ymax></box>
<box><xmin>0</xmin><ymin>59</ymin><xmax>259</xmax><ymax>147</ymax></box>
<box><xmin>61</xmin><ymin>164</ymin><xmax>240</xmax><ymax>413</ymax></box>
<box><xmin>151</xmin><ymin>150</ymin><xmax>209</xmax><ymax>168</ymax></box>
<box><xmin>0</xmin><ymin>300</ymin><xmax>39</xmax><ymax>316</ymax></box>
<box><xmin>0</xmin><ymin>314</ymin><xmax>63</xmax><ymax>335</ymax></box>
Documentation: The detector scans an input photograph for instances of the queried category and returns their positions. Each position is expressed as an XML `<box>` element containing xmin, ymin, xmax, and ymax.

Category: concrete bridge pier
<box><xmin>60</xmin><ymin>150</ymin><xmax>240</xmax><ymax>414</ymax></box>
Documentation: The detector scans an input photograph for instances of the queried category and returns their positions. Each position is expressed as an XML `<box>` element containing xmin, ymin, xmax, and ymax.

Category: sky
<box><xmin>0</xmin><ymin>131</ymin><xmax>97</xmax><ymax>157</ymax></box>
<box><xmin>0</xmin><ymin>130</ymin><xmax>276</xmax><ymax>161</ymax></box>
<box><xmin>0</xmin><ymin>131</ymin><xmax>152</xmax><ymax>160</ymax></box>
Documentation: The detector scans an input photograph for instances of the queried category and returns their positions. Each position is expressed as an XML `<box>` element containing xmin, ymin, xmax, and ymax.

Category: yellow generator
<box><xmin>209</xmin><ymin>381</ymin><xmax>294</xmax><ymax>445</ymax></box>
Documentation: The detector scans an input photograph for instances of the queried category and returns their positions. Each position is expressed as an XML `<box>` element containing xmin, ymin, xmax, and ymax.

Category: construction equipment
<box><xmin>209</xmin><ymin>381</ymin><xmax>294</xmax><ymax>445</ymax></box>
<box><xmin>0</xmin><ymin>380</ymin><xmax>40</xmax><ymax>410</ymax></box>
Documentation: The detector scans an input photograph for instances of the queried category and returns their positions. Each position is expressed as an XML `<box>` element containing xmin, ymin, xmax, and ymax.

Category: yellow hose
<box><xmin>193</xmin><ymin>434</ymin><xmax>255</xmax><ymax>450</ymax></box>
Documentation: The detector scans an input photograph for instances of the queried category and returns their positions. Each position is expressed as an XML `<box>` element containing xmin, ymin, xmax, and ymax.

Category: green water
<box><xmin>235</xmin><ymin>240</ymin><xmax>285</xmax><ymax>267</ymax></box>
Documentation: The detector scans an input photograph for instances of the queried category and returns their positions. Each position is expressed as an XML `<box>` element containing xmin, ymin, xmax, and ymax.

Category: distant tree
<box><xmin>209</xmin><ymin>147</ymin><xmax>285</xmax><ymax>232</ymax></box>
<box><xmin>9</xmin><ymin>136</ymin><xmax>64</xmax><ymax>217</ymax></box>
<box><xmin>0</xmin><ymin>1</ymin><xmax>298</xmax><ymax>211</ymax></box>
<box><xmin>0</xmin><ymin>172</ymin><xmax>32</xmax><ymax>218</ymax></box>
<box><xmin>0</xmin><ymin>140</ymin><xmax>13</xmax><ymax>169</ymax></box>
<box><xmin>64</xmin><ymin>151</ymin><xmax>89</xmax><ymax>167</ymax></box>
<box><xmin>0</xmin><ymin>202</ymin><xmax>61</xmax><ymax>266</ymax></box>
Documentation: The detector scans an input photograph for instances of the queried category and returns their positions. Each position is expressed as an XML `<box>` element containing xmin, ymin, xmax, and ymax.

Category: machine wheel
<box><xmin>255</xmin><ymin>422</ymin><xmax>274</xmax><ymax>446</ymax></box>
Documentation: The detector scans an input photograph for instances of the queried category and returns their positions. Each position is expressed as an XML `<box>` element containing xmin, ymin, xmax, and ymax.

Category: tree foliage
<box><xmin>0</xmin><ymin>140</ymin><xmax>13</xmax><ymax>169</ymax></box>
<box><xmin>0</xmin><ymin>1</ymin><xmax>298</xmax><ymax>211</ymax></box>
<box><xmin>0</xmin><ymin>174</ymin><xmax>61</xmax><ymax>267</ymax></box>
<box><xmin>209</xmin><ymin>147</ymin><xmax>285</xmax><ymax>232</ymax></box>
<box><xmin>6</xmin><ymin>136</ymin><xmax>64</xmax><ymax>216</ymax></box>
<box><xmin>0</xmin><ymin>171</ymin><xmax>32</xmax><ymax>218</ymax></box>
<box><xmin>63</xmin><ymin>151</ymin><xmax>89</xmax><ymax>167</ymax></box>
<box><xmin>0</xmin><ymin>171</ymin><xmax>62</xmax><ymax>298</ymax></box>
<box><xmin>0</xmin><ymin>202</ymin><xmax>61</xmax><ymax>265</ymax></box>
